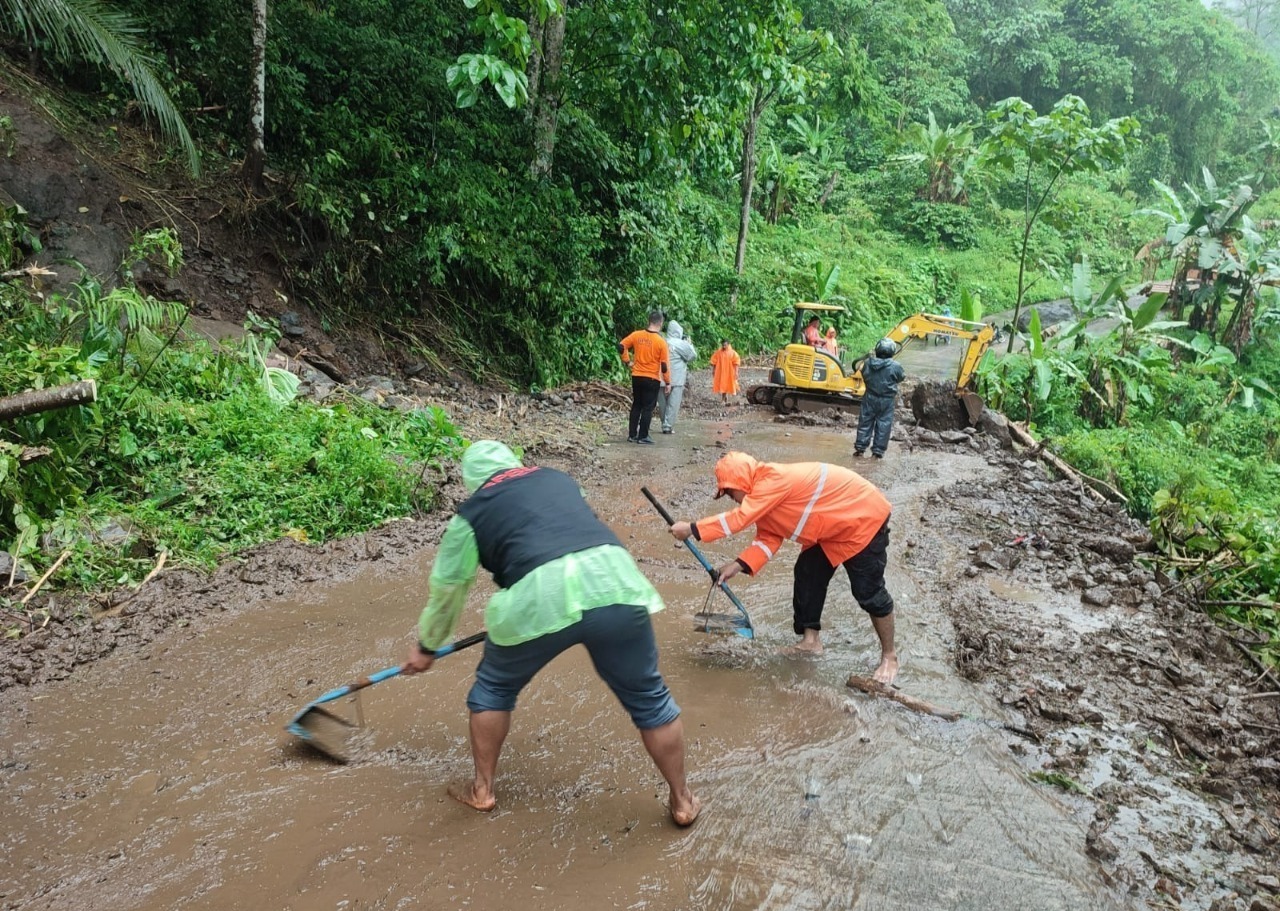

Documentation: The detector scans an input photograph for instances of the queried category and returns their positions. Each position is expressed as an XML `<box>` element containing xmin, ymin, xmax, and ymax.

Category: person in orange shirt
<box><xmin>666</xmin><ymin>451</ymin><xmax>898</xmax><ymax>683</ymax></box>
<box><xmin>821</xmin><ymin>327</ymin><xmax>839</xmax><ymax>359</ymax></box>
<box><xmin>709</xmin><ymin>339</ymin><xmax>740</xmax><ymax>404</ymax></box>
<box><xmin>803</xmin><ymin>316</ymin><xmax>822</xmax><ymax>347</ymax></box>
<box><xmin>618</xmin><ymin>310</ymin><xmax>671</xmax><ymax>444</ymax></box>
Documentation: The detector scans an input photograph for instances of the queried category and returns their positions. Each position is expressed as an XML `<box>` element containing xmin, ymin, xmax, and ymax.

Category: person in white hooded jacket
<box><xmin>659</xmin><ymin>320</ymin><xmax>697</xmax><ymax>434</ymax></box>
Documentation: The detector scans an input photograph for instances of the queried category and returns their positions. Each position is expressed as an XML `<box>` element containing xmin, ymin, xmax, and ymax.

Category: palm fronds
<box><xmin>1</xmin><ymin>0</ymin><xmax>199</xmax><ymax>174</ymax></box>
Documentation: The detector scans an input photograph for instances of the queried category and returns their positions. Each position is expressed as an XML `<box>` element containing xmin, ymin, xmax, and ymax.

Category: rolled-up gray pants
<box><xmin>659</xmin><ymin>384</ymin><xmax>686</xmax><ymax>432</ymax></box>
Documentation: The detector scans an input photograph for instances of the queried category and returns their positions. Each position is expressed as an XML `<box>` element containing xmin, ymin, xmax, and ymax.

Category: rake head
<box><xmin>693</xmin><ymin>611</ymin><xmax>755</xmax><ymax>638</ymax></box>
<box><xmin>287</xmin><ymin>705</ymin><xmax>359</xmax><ymax>763</ymax></box>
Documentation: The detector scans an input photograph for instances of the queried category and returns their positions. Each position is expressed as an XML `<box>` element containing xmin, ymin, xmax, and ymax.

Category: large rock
<box><xmin>1083</xmin><ymin>535</ymin><xmax>1137</xmax><ymax>563</ymax></box>
<box><xmin>1016</xmin><ymin>298</ymin><xmax>1077</xmax><ymax>331</ymax></box>
<box><xmin>976</xmin><ymin>409</ymin><xmax>1014</xmax><ymax>449</ymax></box>
<box><xmin>910</xmin><ymin>381</ymin><xmax>967</xmax><ymax>431</ymax></box>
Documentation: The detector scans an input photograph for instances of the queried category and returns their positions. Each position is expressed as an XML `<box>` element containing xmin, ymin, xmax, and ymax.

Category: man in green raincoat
<box><xmin>402</xmin><ymin>440</ymin><xmax>701</xmax><ymax>826</ymax></box>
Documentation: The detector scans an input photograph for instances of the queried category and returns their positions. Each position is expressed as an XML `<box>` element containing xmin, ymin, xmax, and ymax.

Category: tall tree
<box><xmin>528</xmin><ymin>1</ymin><xmax>565</xmax><ymax>178</ymax></box>
<box><xmin>242</xmin><ymin>0</ymin><xmax>267</xmax><ymax>192</ymax></box>
<box><xmin>981</xmin><ymin>95</ymin><xmax>1138</xmax><ymax>351</ymax></box>
<box><xmin>722</xmin><ymin>7</ymin><xmax>826</xmax><ymax>282</ymax></box>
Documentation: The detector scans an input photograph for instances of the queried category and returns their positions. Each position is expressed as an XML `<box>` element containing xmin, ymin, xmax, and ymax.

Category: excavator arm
<box><xmin>883</xmin><ymin>313</ymin><xmax>994</xmax><ymax>390</ymax></box>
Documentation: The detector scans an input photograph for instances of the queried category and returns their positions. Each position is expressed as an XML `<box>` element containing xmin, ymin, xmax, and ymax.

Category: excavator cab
<box><xmin>748</xmin><ymin>306</ymin><xmax>994</xmax><ymax>416</ymax></box>
<box><xmin>750</xmin><ymin>303</ymin><xmax>851</xmax><ymax>410</ymax></box>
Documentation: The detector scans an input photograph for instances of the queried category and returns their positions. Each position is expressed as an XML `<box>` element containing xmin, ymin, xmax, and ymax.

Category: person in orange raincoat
<box><xmin>667</xmin><ymin>451</ymin><xmax>898</xmax><ymax>683</ymax></box>
<box><xmin>709</xmin><ymin>339</ymin><xmax>740</xmax><ymax>404</ymax></box>
<box><xmin>803</xmin><ymin>316</ymin><xmax>822</xmax><ymax>347</ymax></box>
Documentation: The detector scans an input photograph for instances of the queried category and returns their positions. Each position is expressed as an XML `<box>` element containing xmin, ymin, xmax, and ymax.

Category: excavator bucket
<box><xmin>960</xmin><ymin>390</ymin><xmax>985</xmax><ymax>425</ymax></box>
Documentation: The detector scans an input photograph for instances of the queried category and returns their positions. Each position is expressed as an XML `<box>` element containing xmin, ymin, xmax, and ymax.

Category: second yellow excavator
<box><xmin>747</xmin><ymin>303</ymin><xmax>994</xmax><ymax>418</ymax></box>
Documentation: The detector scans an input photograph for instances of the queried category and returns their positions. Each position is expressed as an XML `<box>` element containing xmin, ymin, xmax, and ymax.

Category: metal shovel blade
<box><xmin>287</xmin><ymin>705</ymin><xmax>358</xmax><ymax>763</ymax></box>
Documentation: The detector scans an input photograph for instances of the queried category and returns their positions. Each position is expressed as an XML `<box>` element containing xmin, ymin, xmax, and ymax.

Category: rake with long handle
<box><xmin>287</xmin><ymin>630</ymin><xmax>487</xmax><ymax>761</ymax></box>
<box><xmin>641</xmin><ymin>487</ymin><xmax>754</xmax><ymax>638</ymax></box>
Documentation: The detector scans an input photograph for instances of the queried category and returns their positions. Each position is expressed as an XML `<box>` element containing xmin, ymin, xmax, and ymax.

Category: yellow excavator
<box><xmin>747</xmin><ymin>303</ymin><xmax>994</xmax><ymax>418</ymax></box>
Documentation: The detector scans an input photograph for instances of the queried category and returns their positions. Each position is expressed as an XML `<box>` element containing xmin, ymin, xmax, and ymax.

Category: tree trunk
<box><xmin>0</xmin><ymin>381</ymin><xmax>98</xmax><ymax>422</ymax></box>
<box><xmin>817</xmin><ymin>171</ymin><xmax>839</xmax><ymax>207</ymax></box>
<box><xmin>242</xmin><ymin>0</ymin><xmax>268</xmax><ymax>193</ymax></box>
<box><xmin>733</xmin><ymin>94</ymin><xmax>763</xmax><ymax>279</ymax></box>
<box><xmin>526</xmin><ymin>8</ymin><xmax>545</xmax><ymax>114</ymax></box>
<box><xmin>529</xmin><ymin>3</ymin><xmax>567</xmax><ymax>179</ymax></box>
<box><xmin>1224</xmin><ymin>284</ymin><xmax>1258</xmax><ymax>355</ymax></box>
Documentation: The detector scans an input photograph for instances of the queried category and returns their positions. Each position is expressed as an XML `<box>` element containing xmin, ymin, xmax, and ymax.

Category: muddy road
<box><xmin>2</xmin><ymin>386</ymin><xmax>1278</xmax><ymax>911</ymax></box>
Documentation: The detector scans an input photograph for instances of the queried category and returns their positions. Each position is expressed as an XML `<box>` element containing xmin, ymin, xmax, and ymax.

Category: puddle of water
<box><xmin>0</xmin><ymin>413</ymin><xmax>1131</xmax><ymax>911</ymax></box>
<box><xmin>985</xmin><ymin>578</ymin><xmax>1141</xmax><ymax>646</ymax></box>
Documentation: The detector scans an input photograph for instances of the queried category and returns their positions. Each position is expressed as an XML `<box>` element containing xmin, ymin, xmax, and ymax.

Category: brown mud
<box><xmin>3</xmin><ymin>377</ymin><xmax>1279</xmax><ymax>911</ymax></box>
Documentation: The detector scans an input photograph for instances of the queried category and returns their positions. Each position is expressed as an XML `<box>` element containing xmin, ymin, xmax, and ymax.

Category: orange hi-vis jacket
<box><xmin>618</xmin><ymin>330</ymin><xmax>670</xmax><ymax>382</ymax></box>
<box><xmin>694</xmin><ymin>452</ymin><xmax>891</xmax><ymax>575</ymax></box>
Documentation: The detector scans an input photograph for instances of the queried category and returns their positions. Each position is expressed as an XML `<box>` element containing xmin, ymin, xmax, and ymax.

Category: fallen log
<box><xmin>1009</xmin><ymin>422</ymin><xmax>1126</xmax><ymax>505</ymax></box>
<box><xmin>1</xmin><ymin>265</ymin><xmax>56</xmax><ymax>282</ymax></box>
<box><xmin>0</xmin><ymin>380</ymin><xmax>98</xmax><ymax>421</ymax></box>
<box><xmin>846</xmin><ymin>674</ymin><xmax>962</xmax><ymax>721</ymax></box>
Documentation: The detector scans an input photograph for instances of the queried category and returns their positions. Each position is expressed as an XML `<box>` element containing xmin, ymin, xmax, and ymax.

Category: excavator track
<box><xmin>747</xmin><ymin>384</ymin><xmax>778</xmax><ymax>406</ymax></box>
<box><xmin>772</xmin><ymin>389</ymin><xmax>862</xmax><ymax>415</ymax></box>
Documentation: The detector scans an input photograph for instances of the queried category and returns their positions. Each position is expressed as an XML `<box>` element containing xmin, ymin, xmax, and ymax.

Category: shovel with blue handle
<box><xmin>287</xmin><ymin>630</ymin><xmax>487</xmax><ymax>762</ymax></box>
<box><xmin>641</xmin><ymin>487</ymin><xmax>754</xmax><ymax>639</ymax></box>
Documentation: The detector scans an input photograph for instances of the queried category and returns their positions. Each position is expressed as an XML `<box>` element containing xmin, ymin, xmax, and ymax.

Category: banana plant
<box><xmin>811</xmin><ymin>261</ymin><xmax>842</xmax><ymax>303</ymax></box>
<box><xmin>1137</xmin><ymin>170</ymin><xmax>1279</xmax><ymax>352</ymax></box>
<box><xmin>977</xmin><ymin>306</ymin><xmax>1081</xmax><ymax>423</ymax></box>
<box><xmin>241</xmin><ymin>312</ymin><xmax>300</xmax><ymax>406</ymax></box>
<box><xmin>895</xmin><ymin>110</ymin><xmax>978</xmax><ymax>203</ymax></box>
<box><xmin>1056</xmin><ymin>260</ymin><xmax>1186</xmax><ymax>426</ymax></box>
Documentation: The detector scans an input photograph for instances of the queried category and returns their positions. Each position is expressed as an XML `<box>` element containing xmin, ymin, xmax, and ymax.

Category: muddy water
<box><xmin>0</xmin><ymin>418</ymin><xmax>1129</xmax><ymax>910</ymax></box>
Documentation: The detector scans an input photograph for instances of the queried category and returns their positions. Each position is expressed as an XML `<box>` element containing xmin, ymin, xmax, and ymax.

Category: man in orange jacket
<box><xmin>618</xmin><ymin>310</ymin><xmax>672</xmax><ymax>444</ymax></box>
<box><xmin>667</xmin><ymin>451</ymin><xmax>898</xmax><ymax>683</ymax></box>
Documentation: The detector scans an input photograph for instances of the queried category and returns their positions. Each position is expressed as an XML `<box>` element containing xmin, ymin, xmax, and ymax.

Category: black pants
<box><xmin>855</xmin><ymin>393</ymin><xmax>896</xmax><ymax>456</ymax></box>
<box><xmin>791</xmin><ymin>519</ymin><xmax>893</xmax><ymax>634</ymax></box>
<box><xmin>629</xmin><ymin>376</ymin><xmax>661</xmax><ymax>439</ymax></box>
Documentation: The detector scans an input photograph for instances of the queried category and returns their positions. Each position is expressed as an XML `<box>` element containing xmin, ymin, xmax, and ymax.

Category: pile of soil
<box><xmin>905</xmin><ymin>443</ymin><xmax>1280</xmax><ymax>910</ymax></box>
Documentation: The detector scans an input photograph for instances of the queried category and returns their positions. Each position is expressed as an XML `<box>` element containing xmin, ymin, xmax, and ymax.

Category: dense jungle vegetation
<box><xmin>1</xmin><ymin>0</ymin><xmax>1279</xmax><ymax>661</ymax></box>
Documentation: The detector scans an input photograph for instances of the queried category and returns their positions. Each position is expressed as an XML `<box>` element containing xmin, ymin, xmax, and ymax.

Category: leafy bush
<box><xmin>1</xmin><ymin>245</ymin><xmax>464</xmax><ymax>594</ymax></box>
<box><xmin>894</xmin><ymin>201</ymin><xmax>979</xmax><ymax>249</ymax></box>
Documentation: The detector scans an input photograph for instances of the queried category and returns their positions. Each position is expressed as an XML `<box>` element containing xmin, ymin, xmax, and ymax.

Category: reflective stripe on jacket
<box><xmin>695</xmin><ymin>459</ymin><xmax>891</xmax><ymax>574</ymax></box>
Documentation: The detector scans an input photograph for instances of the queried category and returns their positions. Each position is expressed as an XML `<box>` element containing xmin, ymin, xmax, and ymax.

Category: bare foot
<box><xmin>447</xmin><ymin>779</ymin><xmax>496</xmax><ymax>812</ymax></box>
<box><xmin>670</xmin><ymin>791</ymin><xmax>703</xmax><ymax>827</ymax></box>
<box><xmin>780</xmin><ymin>643</ymin><xmax>823</xmax><ymax>658</ymax></box>
<box><xmin>872</xmin><ymin>655</ymin><xmax>899</xmax><ymax>685</ymax></box>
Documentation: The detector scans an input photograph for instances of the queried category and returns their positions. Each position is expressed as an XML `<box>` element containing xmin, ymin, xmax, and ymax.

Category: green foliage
<box><xmin>896</xmin><ymin>200</ymin><xmax>979</xmax><ymax>248</ymax></box>
<box><xmin>0</xmin><ymin>200</ymin><xmax>41</xmax><ymax>270</ymax></box>
<box><xmin>1150</xmin><ymin>481</ymin><xmax>1280</xmax><ymax>664</ymax></box>
<box><xmin>896</xmin><ymin>110</ymin><xmax>978</xmax><ymax>203</ymax></box>
<box><xmin>948</xmin><ymin>0</ymin><xmax>1280</xmax><ymax>180</ymax></box>
<box><xmin>0</xmin><ymin>241</ymin><xmax>464</xmax><ymax>593</ymax></box>
<box><xmin>446</xmin><ymin>0</ymin><xmax>558</xmax><ymax>109</ymax></box>
<box><xmin>1029</xmin><ymin>770</ymin><xmax>1091</xmax><ymax>796</ymax></box>
<box><xmin>0</xmin><ymin>0</ymin><xmax>199</xmax><ymax>172</ymax></box>
<box><xmin>981</xmin><ymin>95</ymin><xmax>1139</xmax><ymax>349</ymax></box>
